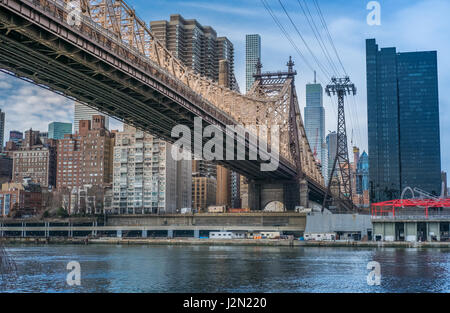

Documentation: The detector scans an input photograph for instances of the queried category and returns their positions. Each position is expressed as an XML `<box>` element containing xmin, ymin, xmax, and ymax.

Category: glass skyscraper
<box><xmin>356</xmin><ymin>151</ymin><xmax>369</xmax><ymax>195</ymax></box>
<box><xmin>0</xmin><ymin>109</ymin><xmax>4</xmax><ymax>151</ymax></box>
<box><xmin>366</xmin><ymin>39</ymin><xmax>441</xmax><ymax>202</ymax></box>
<box><xmin>48</xmin><ymin>122</ymin><xmax>72</xmax><ymax>140</ymax></box>
<box><xmin>245</xmin><ymin>34</ymin><xmax>261</xmax><ymax>93</ymax></box>
<box><xmin>326</xmin><ymin>131</ymin><xmax>337</xmax><ymax>184</ymax></box>
<box><xmin>304</xmin><ymin>82</ymin><xmax>327</xmax><ymax>182</ymax></box>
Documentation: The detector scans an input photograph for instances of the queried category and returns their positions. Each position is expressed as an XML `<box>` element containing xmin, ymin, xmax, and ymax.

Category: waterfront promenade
<box><xmin>0</xmin><ymin>212</ymin><xmax>307</xmax><ymax>239</ymax></box>
<box><xmin>2</xmin><ymin>236</ymin><xmax>450</xmax><ymax>248</ymax></box>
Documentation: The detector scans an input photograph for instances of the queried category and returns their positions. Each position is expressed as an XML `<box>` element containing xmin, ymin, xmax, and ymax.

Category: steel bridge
<box><xmin>0</xmin><ymin>0</ymin><xmax>337</xmax><ymax>209</ymax></box>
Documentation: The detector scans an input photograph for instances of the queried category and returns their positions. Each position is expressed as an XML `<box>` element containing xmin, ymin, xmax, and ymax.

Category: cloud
<box><xmin>0</xmin><ymin>80</ymin><xmax>12</xmax><ymax>89</ymax></box>
<box><xmin>0</xmin><ymin>72</ymin><xmax>73</xmax><ymax>139</ymax></box>
<box><xmin>176</xmin><ymin>1</ymin><xmax>264</xmax><ymax>17</ymax></box>
<box><xmin>0</xmin><ymin>0</ymin><xmax>448</xmax><ymax>174</ymax></box>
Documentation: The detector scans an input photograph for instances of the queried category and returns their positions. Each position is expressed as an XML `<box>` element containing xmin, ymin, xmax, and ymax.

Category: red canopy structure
<box><xmin>371</xmin><ymin>199</ymin><xmax>450</xmax><ymax>218</ymax></box>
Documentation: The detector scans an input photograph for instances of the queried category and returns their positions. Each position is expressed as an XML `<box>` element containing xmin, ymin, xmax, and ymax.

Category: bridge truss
<box><xmin>0</xmin><ymin>0</ymin><xmax>330</xmax><ymax>205</ymax></box>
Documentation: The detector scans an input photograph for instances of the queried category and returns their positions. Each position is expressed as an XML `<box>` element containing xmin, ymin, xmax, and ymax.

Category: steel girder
<box><xmin>0</xmin><ymin>0</ymin><xmax>328</xmax><ymax>199</ymax></box>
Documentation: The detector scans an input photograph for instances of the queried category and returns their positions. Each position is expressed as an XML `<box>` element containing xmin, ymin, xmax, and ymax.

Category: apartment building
<box><xmin>56</xmin><ymin>115</ymin><xmax>114</xmax><ymax>190</ymax></box>
<box><xmin>111</xmin><ymin>125</ymin><xmax>191</xmax><ymax>214</ymax></box>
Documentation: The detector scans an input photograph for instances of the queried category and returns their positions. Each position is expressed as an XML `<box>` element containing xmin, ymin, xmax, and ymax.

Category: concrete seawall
<box><xmin>2</xmin><ymin>237</ymin><xmax>450</xmax><ymax>248</ymax></box>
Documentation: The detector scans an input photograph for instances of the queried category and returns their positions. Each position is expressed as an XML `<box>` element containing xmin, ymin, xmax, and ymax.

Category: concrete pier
<box><xmin>0</xmin><ymin>212</ymin><xmax>307</xmax><ymax>239</ymax></box>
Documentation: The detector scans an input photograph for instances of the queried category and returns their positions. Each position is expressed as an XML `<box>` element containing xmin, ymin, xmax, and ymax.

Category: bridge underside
<box><xmin>0</xmin><ymin>0</ymin><xmax>297</xmax><ymax>179</ymax></box>
<box><xmin>0</xmin><ymin>0</ymin><xmax>330</xmax><ymax>208</ymax></box>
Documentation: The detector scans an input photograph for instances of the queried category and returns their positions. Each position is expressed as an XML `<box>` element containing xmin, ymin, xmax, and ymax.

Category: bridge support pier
<box><xmin>247</xmin><ymin>182</ymin><xmax>261</xmax><ymax>211</ymax></box>
<box><xmin>68</xmin><ymin>222</ymin><xmax>73</xmax><ymax>238</ymax></box>
<box><xmin>246</xmin><ymin>181</ymin><xmax>302</xmax><ymax>211</ymax></box>
<box><xmin>245</xmin><ymin>179</ymin><xmax>311</xmax><ymax>211</ymax></box>
<box><xmin>299</xmin><ymin>179</ymin><xmax>309</xmax><ymax>208</ymax></box>
<box><xmin>21</xmin><ymin>222</ymin><xmax>26</xmax><ymax>238</ymax></box>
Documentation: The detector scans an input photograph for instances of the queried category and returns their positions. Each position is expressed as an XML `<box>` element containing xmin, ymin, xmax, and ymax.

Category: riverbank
<box><xmin>2</xmin><ymin>236</ymin><xmax>450</xmax><ymax>248</ymax></box>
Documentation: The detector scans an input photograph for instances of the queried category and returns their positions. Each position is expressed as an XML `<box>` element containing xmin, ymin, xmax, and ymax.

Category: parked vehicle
<box><xmin>210</xmin><ymin>231</ymin><xmax>232</xmax><ymax>239</ymax></box>
<box><xmin>260</xmin><ymin>232</ymin><xmax>281</xmax><ymax>239</ymax></box>
<box><xmin>227</xmin><ymin>208</ymin><xmax>251</xmax><ymax>213</ymax></box>
<box><xmin>180</xmin><ymin>208</ymin><xmax>192</xmax><ymax>214</ymax></box>
<box><xmin>304</xmin><ymin>233</ymin><xmax>336</xmax><ymax>241</ymax></box>
<box><xmin>207</xmin><ymin>205</ymin><xmax>227</xmax><ymax>213</ymax></box>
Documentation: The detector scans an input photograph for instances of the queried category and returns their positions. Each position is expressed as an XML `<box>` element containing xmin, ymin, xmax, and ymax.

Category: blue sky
<box><xmin>0</xmin><ymin>0</ymin><xmax>449</xmax><ymax>175</ymax></box>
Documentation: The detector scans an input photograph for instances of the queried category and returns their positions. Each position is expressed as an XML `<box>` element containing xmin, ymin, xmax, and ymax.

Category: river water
<box><xmin>1</xmin><ymin>244</ymin><xmax>449</xmax><ymax>293</ymax></box>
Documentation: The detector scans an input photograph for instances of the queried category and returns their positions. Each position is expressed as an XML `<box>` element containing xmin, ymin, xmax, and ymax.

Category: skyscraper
<box><xmin>217</xmin><ymin>37</ymin><xmax>239</xmax><ymax>91</ymax></box>
<box><xmin>442</xmin><ymin>172</ymin><xmax>448</xmax><ymax>198</ymax></box>
<box><xmin>366</xmin><ymin>39</ymin><xmax>441</xmax><ymax>202</ymax></box>
<box><xmin>326</xmin><ymin>131</ymin><xmax>337</xmax><ymax>183</ymax></box>
<box><xmin>74</xmin><ymin>103</ymin><xmax>109</xmax><ymax>133</ymax></box>
<box><xmin>246</xmin><ymin>34</ymin><xmax>261</xmax><ymax>93</ymax></box>
<box><xmin>150</xmin><ymin>14</ymin><xmax>238</xmax><ymax>91</ymax></box>
<box><xmin>48</xmin><ymin>122</ymin><xmax>72</xmax><ymax>140</ymax></box>
<box><xmin>356</xmin><ymin>151</ymin><xmax>369</xmax><ymax>195</ymax></box>
<box><xmin>151</xmin><ymin>15</ymin><xmax>240</xmax><ymax>205</ymax></box>
<box><xmin>0</xmin><ymin>109</ymin><xmax>5</xmax><ymax>151</ymax></box>
<box><xmin>304</xmin><ymin>78</ymin><xmax>327</xmax><ymax>182</ymax></box>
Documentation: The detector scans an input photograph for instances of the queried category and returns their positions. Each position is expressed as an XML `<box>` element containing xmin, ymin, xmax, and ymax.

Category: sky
<box><xmin>0</xmin><ymin>0</ymin><xmax>448</xmax><ymax>174</ymax></box>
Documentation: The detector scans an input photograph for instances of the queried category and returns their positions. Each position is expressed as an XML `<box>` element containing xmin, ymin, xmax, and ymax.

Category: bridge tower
<box><xmin>323</xmin><ymin>77</ymin><xmax>357</xmax><ymax>212</ymax></box>
<box><xmin>243</xmin><ymin>57</ymin><xmax>319</xmax><ymax>211</ymax></box>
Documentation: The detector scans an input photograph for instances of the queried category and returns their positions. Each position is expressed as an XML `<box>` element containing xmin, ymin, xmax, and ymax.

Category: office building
<box><xmin>74</xmin><ymin>103</ymin><xmax>109</xmax><ymax>133</ymax></box>
<box><xmin>9</xmin><ymin>130</ymin><xmax>22</xmax><ymax>144</ymax></box>
<box><xmin>5</xmin><ymin>131</ymin><xmax>23</xmax><ymax>154</ymax></box>
<box><xmin>326</xmin><ymin>131</ymin><xmax>337</xmax><ymax>184</ymax></box>
<box><xmin>192</xmin><ymin>176</ymin><xmax>216</xmax><ymax>211</ymax></box>
<box><xmin>150</xmin><ymin>14</ymin><xmax>238</xmax><ymax>91</ymax></box>
<box><xmin>246</xmin><ymin>34</ymin><xmax>261</xmax><ymax>92</ymax></box>
<box><xmin>48</xmin><ymin>122</ymin><xmax>72</xmax><ymax>140</ymax></box>
<box><xmin>217</xmin><ymin>37</ymin><xmax>239</xmax><ymax>91</ymax></box>
<box><xmin>366</xmin><ymin>39</ymin><xmax>441</xmax><ymax>202</ymax></box>
<box><xmin>356</xmin><ymin>151</ymin><xmax>369</xmax><ymax>195</ymax></box>
<box><xmin>111</xmin><ymin>125</ymin><xmax>191</xmax><ymax>214</ymax></box>
<box><xmin>352</xmin><ymin>147</ymin><xmax>370</xmax><ymax>208</ymax></box>
<box><xmin>216</xmin><ymin>165</ymin><xmax>231</xmax><ymax>207</ymax></box>
<box><xmin>0</xmin><ymin>153</ymin><xmax>13</xmax><ymax>184</ymax></box>
<box><xmin>0</xmin><ymin>109</ymin><xmax>4</xmax><ymax>151</ymax></box>
<box><xmin>304</xmin><ymin>79</ymin><xmax>327</xmax><ymax>182</ymax></box>
<box><xmin>60</xmin><ymin>185</ymin><xmax>107</xmax><ymax>215</ymax></box>
<box><xmin>56</xmin><ymin>116</ymin><xmax>114</xmax><ymax>191</ymax></box>
<box><xmin>231</xmin><ymin>171</ymin><xmax>241</xmax><ymax>208</ymax></box>
<box><xmin>442</xmin><ymin>172</ymin><xmax>448</xmax><ymax>198</ymax></box>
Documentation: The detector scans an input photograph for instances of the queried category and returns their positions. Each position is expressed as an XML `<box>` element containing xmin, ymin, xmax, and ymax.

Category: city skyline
<box><xmin>0</xmin><ymin>0</ymin><xmax>450</xmax><ymax>298</ymax></box>
<box><xmin>0</xmin><ymin>0</ymin><xmax>449</xmax><ymax>175</ymax></box>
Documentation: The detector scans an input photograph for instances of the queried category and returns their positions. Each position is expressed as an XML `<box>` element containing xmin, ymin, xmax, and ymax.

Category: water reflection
<box><xmin>1</xmin><ymin>245</ymin><xmax>449</xmax><ymax>293</ymax></box>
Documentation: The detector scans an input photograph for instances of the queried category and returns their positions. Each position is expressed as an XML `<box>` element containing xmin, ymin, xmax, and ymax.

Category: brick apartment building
<box><xmin>0</xmin><ymin>180</ymin><xmax>42</xmax><ymax>217</ymax></box>
<box><xmin>56</xmin><ymin>115</ymin><xmax>114</xmax><ymax>190</ymax></box>
<box><xmin>12</xmin><ymin>129</ymin><xmax>57</xmax><ymax>188</ymax></box>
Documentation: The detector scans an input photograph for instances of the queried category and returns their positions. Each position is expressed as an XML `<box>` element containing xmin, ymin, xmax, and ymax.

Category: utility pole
<box><xmin>322</xmin><ymin>77</ymin><xmax>356</xmax><ymax>212</ymax></box>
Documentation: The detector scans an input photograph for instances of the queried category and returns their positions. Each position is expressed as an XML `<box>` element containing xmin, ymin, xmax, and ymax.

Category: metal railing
<box><xmin>372</xmin><ymin>214</ymin><xmax>450</xmax><ymax>221</ymax></box>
